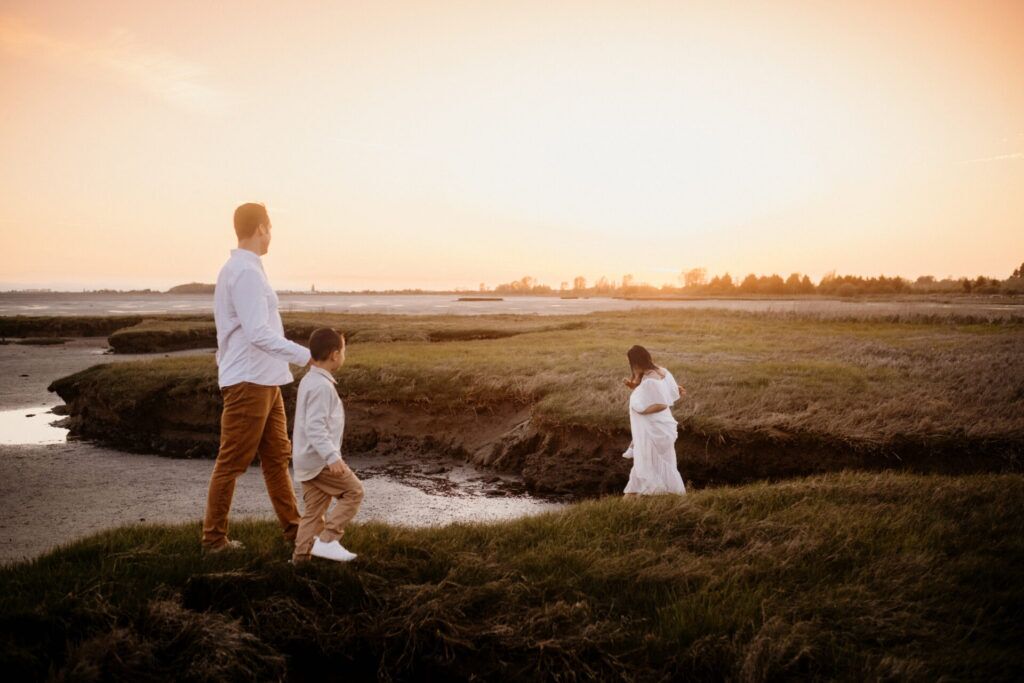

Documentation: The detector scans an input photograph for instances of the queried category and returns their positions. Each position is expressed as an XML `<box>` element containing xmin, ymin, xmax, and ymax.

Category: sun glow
<box><xmin>1</xmin><ymin>1</ymin><xmax>1022</xmax><ymax>290</ymax></box>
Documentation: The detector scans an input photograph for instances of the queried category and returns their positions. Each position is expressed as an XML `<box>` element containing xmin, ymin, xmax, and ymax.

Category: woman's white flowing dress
<box><xmin>623</xmin><ymin>369</ymin><xmax>686</xmax><ymax>495</ymax></box>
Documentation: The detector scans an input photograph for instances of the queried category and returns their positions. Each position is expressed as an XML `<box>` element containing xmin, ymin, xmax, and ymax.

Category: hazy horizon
<box><xmin>0</xmin><ymin>261</ymin><xmax>1018</xmax><ymax>295</ymax></box>
<box><xmin>1</xmin><ymin>1</ymin><xmax>1022</xmax><ymax>292</ymax></box>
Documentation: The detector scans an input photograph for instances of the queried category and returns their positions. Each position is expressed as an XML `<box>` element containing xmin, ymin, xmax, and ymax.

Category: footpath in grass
<box><xmin>2</xmin><ymin>471</ymin><xmax>1022</xmax><ymax>680</ymax></box>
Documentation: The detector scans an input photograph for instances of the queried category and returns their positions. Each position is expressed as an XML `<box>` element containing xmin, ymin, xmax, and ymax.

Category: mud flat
<box><xmin>0</xmin><ymin>339</ymin><xmax>562</xmax><ymax>564</ymax></box>
<box><xmin>0</xmin><ymin>438</ymin><xmax>560</xmax><ymax>565</ymax></box>
<box><xmin>0</xmin><ymin>336</ymin><xmax>212</xmax><ymax>410</ymax></box>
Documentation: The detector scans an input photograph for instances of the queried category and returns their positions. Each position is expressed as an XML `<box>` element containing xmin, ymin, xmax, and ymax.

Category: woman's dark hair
<box><xmin>309</xmin><ymin>327</ymin><xmax>343</xmax><ymax>361</ymax></box>
<box><xmin>627</xmin><ymin>345</ymin><xmax>659</xmax><ymax>374</ymax></box>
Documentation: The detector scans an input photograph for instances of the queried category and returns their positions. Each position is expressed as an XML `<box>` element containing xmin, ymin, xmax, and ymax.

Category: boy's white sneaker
<box><xmin>311</xmin><ymin>537</ymin><xmax>357</xmax><ymax>562</ymax></box>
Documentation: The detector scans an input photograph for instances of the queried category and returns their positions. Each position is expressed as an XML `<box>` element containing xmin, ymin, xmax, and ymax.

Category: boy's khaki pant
<box><xmin>293</xmin><ymin>462</ymin><xmax>364</xmax><ymax>562</ymax></box>
<box><xmin>202</xmin><ymin>382</ymin><xmax>301</xmax><ymax>550</ymax></box>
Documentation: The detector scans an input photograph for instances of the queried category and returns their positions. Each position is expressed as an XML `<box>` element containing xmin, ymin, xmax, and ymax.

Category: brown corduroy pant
<box><xmin>292</xmin><ymin>462</ymin><xmax>364</xmax><ymax>563</ymax></box>
<box><xmin>202</xmin><ymin>382</ymin><xmax>300</xmax><ymax>549</ymax></box>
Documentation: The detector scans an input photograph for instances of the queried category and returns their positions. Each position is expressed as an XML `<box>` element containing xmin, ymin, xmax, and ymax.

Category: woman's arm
<box><xmin>637</xmin><ymin>403</ymin><xmax>668</xmax><ymax>415</ymax></box>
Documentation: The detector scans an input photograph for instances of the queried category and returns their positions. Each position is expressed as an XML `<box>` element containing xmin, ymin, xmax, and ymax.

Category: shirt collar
<box><xmin>309</xmin><ymin>365</ymin><xmax>337</xmax><ymax>384</ymax></box>
<box><xmin>231</xmin><ymin>248</ymin><xmax>262</xmax><ymax>264</ymax></box>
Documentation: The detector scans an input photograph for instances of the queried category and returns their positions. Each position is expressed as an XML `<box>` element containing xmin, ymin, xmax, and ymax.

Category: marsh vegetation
<box><xmin>42</xmin><ymin>309</ymin><xmax>1024</xmax><ymax>493</ymax></box>
<box><xmin>1</xmin><ymin>472</ymin><xmax>1021</xmax><ymax>680</ymax></box>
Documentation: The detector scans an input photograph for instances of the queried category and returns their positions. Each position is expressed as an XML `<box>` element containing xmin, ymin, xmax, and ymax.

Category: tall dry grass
<box><xmin>51</xmin><ymin>309</ymin><xmax>1024</xmax><ymax>445</ymax></box>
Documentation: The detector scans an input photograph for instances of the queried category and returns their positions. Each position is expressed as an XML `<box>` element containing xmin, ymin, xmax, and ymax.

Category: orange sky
<box><xmin>1</xmin><ymin>0</ymin><xmax>1022</xmax><ymax>291</ymax></box>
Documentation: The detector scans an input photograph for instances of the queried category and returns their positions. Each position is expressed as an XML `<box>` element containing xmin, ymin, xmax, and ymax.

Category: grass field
<box><xmin>52</xmin><ymin>308</ymin><xmax>1024</xmax><ymax>440</ymax></box>
<box><xmin>41</xmin><ymin>309</ymin><xmax>1024</xmax><ymax>492</ymax></box>
<box><xmin>2</xmin><ymin>471</ymin><xmax>1021</xmax><ymax>680</ymax></box>
<box><xmin>104</xmin><ymin>313</ymin><xmax>587</xmax><ymax>353</ymax></box>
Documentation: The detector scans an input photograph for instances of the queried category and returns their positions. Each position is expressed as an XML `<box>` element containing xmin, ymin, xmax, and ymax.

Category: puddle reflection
<box><xmin>0</xmin><ymin>406</ymin><xmax>68</xmax><ymax>445</ymax></box>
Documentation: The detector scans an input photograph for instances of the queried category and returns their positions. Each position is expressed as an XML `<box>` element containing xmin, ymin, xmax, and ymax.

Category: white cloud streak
<box><xmin>961</xmin><ymin>151</ymin><xmax>1024</xmax><ymax>163</ymax></box>
<box><xmin>0</xmin><ymin>16</ymin><xmax>228</xmax><ymax>113</ymax></box>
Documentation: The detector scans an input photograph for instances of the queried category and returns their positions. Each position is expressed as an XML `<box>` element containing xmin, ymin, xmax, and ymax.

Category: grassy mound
<box><xmin>52</xmin><ymin>309</ymin><xmax>1024</xmax><ymax>440</ymax></box>
<box><xmin>108</xmin><ymin>319</ymin><xmax>218</xmax><ymax>353</ymax></box>
<box><xmin>2</xmin><ymin>472</ymin><xmax>1022</xmax><ymax>680</ymax></box>
<box><xmin>0</xmin><ymin>315</ymin><xmax>144</xmax><ymax>339</ymax></box>
<box><xmin>104</xmin><ymin>313</ymin><xmax>586</xmax><ymax>353</ymax></box>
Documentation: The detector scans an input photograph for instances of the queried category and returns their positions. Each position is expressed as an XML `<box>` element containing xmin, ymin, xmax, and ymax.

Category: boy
<box><xmin>291</xmin><ymin>328</ymin><xmax>364</xmax><ymax>563</ymax></box>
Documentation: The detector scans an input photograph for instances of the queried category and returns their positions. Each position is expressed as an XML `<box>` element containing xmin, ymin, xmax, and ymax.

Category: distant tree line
<box><xmin>85</xmin><ymin>288</ymin><xmax>159</xmax><ymax>294</ymax></box>
<box><xmin>167</xmin><ymin>282</ymin><xmax>215</xmax><ymax>294</ymax></box>
<box><xmin>32</xmin><ymin>261</ymin><xmax>1021</xmax><ymax>297</ymax></box>
<box><xmin>490</xmin><ymin>261</ymin><xmax>1024</xmax><ymax>297</ymax></box>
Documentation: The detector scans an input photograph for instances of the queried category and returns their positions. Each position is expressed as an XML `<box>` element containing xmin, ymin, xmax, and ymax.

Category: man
<box><xmin>202</xmin><ymin>202</ymin><xmax>312</xmax><ymax>552</ymax></box>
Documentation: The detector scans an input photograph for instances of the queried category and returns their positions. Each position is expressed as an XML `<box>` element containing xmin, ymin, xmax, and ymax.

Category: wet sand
<box><xmin>0</xmin><ymin>338</ymin><xmax>562</xmax><ymax>565</ymax></box>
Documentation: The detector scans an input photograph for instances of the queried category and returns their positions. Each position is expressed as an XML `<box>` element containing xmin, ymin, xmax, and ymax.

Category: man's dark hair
<box><xmin>309</xmin><ymin>327</ymin><xmax>343</xmax><ymax>361</ymax></box>
<box><xmin>234</xmin><ymin>202</ymin><xmax>269</xmax><ymax>240</ymax></box>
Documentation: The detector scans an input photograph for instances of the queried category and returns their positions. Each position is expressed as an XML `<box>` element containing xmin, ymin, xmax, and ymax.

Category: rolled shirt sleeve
<box><xmin>230</xmin><ymin>268</ymin><xmax>311</xmax><ymax>366</ymax></box>
<box><xmin>630</xmin><ymin>377</ymin><xmax>668</xmax><ymax>413</ymax></box>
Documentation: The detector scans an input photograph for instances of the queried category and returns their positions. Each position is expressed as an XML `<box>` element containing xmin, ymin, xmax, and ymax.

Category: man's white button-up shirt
<box><xmin>213</xmin><ymin>248</ymin><xmax>311</xmax><ymax>388</ymax></box>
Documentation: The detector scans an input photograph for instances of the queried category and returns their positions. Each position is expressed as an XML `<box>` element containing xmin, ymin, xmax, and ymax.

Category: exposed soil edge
<box><xmin>48</xmin><ymin>376</ymin><xmax>1022</xmax><ymax>498</ymax></box>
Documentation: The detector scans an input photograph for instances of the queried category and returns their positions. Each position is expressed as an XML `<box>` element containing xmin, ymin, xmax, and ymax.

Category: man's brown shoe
<box><xmin>203</xmin><ymin>539</ymin><xmax>245</xmax><ymax>554</ymax></box>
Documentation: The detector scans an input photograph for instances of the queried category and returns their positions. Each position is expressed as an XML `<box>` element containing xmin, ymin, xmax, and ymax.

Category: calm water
<box><xmin>2</xmin><ymin>292</ymin><xmax>1022</xmax><ymax>318</ymax></box>
<box><xmin>0</xmin><ymin>398</ymin><xmax>563</xmax><ymax>564</ymax></box>
<box><xmin>0</xmin><ymin>405</ymin><xmax>67</xmax><ymax>445</ymax></box>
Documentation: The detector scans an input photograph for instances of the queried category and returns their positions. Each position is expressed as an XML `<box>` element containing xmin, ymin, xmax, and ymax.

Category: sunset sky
<box><xmin>1</xmin><ymin>0</ymin><xmax>1022</xmax><ymax>291</ymax></box>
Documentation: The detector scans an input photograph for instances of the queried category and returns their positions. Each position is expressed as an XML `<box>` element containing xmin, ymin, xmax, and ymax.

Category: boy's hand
<box><xmin>327</xmin><ymin>459</ymin><xmax>346</xmax><ymax>475</ymax></box>
<box><xmin>677</xmin><ymin>384</ymin><xmax>687</xmax><ymax>398</ymax></box>
<box><xmin>623</xmin><ymin>377</ymin><xmax>639</xmax><ymax>389</ymax></box>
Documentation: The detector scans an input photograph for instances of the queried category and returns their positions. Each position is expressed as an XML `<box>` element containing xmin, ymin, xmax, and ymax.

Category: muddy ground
<box><xmin>0</xmin><ymin>339</ymin><xmax>562</xmax><ymax>564</ymax></box>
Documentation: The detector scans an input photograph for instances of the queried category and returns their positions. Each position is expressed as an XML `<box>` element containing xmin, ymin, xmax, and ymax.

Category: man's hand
<box><xmin>327</xmin><ymin>459</ymin><xmax>345</xmax><ymax>475</ymax></box>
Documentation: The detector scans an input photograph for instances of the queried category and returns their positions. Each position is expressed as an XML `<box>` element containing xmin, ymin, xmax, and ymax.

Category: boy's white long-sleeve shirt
<box><xmin>291</xmin><ymin>365</ymin><xmax>344</xmax><ymax>482</ymax></box>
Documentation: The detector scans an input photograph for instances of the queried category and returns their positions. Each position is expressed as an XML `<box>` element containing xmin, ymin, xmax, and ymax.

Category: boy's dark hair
<box><xmin>309</xmin><ymin>327</ymin><xmax>343</xmax><ymax>361</ymax></box>
<box><xmin>234</xmin><ymin>202</ymin><xmax>269</xmax><ymax>240</ymax></box>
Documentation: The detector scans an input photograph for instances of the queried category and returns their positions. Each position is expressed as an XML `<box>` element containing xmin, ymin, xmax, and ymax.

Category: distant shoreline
<box><xmin>1</xmin><ymin>290</ymin><xmax>1021</xmax><ymax>303</ymax></box>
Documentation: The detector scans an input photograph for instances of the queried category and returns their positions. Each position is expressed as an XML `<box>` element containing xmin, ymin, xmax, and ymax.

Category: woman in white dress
<box><xmin>622</xmin><ymin>345</ymin><xmax>687</xmax><ymax>496</ymax></box>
